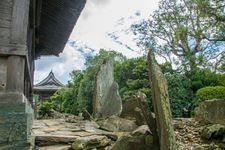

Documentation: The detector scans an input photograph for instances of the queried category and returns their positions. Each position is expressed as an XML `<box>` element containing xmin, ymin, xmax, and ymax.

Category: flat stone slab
<box><xmin>32</xmin><ymin>119</ymin><xmax>118</xmax><ymax>147</ymax></box>
<box><xmin>39</xmin><ymin>145</ymin><xmax>71</xmax><ymax>150</ymax></box>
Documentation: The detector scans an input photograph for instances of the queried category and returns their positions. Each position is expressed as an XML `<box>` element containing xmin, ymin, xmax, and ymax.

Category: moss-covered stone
<box><xmin>195</xmin><ymin>99</ymin><xmax>225</xmax><ymax>125</ymax></box>
<box><xmin>72</xmin><ymin>135</ymin><xmax>111</xmax><ymax>150</ymax></box>
<box><xmin>111</xmin><ymin>134</ymin><xmax>158</xmax><ymax>150</ymax></box>
<box><xmin>201</xmin><ymin>124</ymin><xmax>225</xmax><ymax>140</ymax></box>
<box><xmin>147</xmin><ymin>50</ymin><xmax>177</xmax><ymax>150</ymax></box>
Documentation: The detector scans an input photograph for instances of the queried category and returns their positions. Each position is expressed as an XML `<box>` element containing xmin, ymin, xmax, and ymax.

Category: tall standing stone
<box><xmin>147</xmin><ymin>50</ymin><xmax>177</xmax><ymax>150</ymax></box>
<box><xmin>93</xmin><ymin>58</ymin><xmax>122</xmax><ymax>118</ymax></box>
<box><xmin>98</xmin><ymin>82</ymin><xmax>122</xmax><ymax>118</ymax></box>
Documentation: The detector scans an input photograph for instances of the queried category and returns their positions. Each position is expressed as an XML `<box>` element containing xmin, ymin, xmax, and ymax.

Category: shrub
<box><xmin>38</xmin><ymin>101</ymin><xmax>53</xmax><ymax>117</ymax></box>
<box><xmin>190</xmin><ymin>68</ymin><xmax>221</xmax><ymax>93</ymax></box>
<box><xmin>218</xmin><ymin>74</ymin><xmax>225</xmax><ymax>86</ymax></box>
<box><xmin>193</xmin><ymin>86</ymin><xmax>225</xmax><ymax>107</ymax></box>
<box><xmin>165</xmin><ymin>73</ymin><xmax>193</xmax><ymax>117</ymax></box>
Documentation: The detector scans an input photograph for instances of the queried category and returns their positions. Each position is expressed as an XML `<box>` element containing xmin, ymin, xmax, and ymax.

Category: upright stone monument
<box><xmin>147</xmin><ymin>50</ymin><xmax>177</xmax><ymax>150</ymax></box>
<box><xmin>93</xmin><ymin>58</ymin><xmax>122</xmax><ymax>118</ymax></box>
<box><xmin>99</xmin><ymin>82</ymin><xmax>122</xmax><ymax>118</ymax></box>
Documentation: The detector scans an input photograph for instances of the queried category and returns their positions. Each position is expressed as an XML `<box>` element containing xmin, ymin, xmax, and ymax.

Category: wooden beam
<box><xmin>6</xmin><ymin>56</ymin><xmax>25</xmax><ymax>93</ymax></box>
<box><xmin>10</xmin><ymin>0</ymin><xmax>30</xmax><ymax>44</ymax></box>
<box><xmin>0</xmin><ymin>44</ymin><xmax>27</xmax><ymax>56</ymax></box>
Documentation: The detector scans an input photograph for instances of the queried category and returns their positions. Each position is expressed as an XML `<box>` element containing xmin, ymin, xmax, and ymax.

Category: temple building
<box><xmin>0</xmin><ymin>0</ymin><xmax>86</xmax><ymax>149</ymax></box>
<box><xmin>34</xmin><ymin>71</ymin><xmax>64</xmax><ymax>100</ymax></box>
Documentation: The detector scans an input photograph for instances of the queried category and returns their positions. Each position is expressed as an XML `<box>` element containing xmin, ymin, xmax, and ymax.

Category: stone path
<box><xmin>32</xmin><ymin>118</ymin><xmax>122</xmax><ymax>149</ymax></box>
<box><xmin>174</xmin><ymin>118</ymin><xmax>225</xmax><ymax>150</ymax></box>
<box><xmin>33</xmin><ymin>117</ymin><xmax>223</xmax><ymax>150</ymax></box>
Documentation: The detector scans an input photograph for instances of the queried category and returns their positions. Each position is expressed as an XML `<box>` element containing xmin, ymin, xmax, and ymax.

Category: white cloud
<box><xmin>35</xmin><ymin>0</ymin><xmax>160</xmax><ymax>84</ymax></box>
<box><xmin>34</xmin><ymin>44</ymin><xmax>85</xmax><ymax>84</ymax></box>
<box><xmin>70</xmin><ymin>0</ymin><xmax>160</xmax><ymax>56</ymax></box>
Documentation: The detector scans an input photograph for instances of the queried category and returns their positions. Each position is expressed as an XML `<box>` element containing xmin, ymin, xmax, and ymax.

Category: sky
<box><xmin>34</xmin><ymin>0</ymin><xmax>160</xmax><ymax>84</ymax></box>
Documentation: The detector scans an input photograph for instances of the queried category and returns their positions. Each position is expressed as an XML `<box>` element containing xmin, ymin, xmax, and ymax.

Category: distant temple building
<box><xmin>34</xmin><ymin>71</ymin><xmax>64</xmax><ymax>100</ymax></box>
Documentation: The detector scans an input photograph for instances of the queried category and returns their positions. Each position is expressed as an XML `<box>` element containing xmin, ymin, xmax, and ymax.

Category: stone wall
<box><xmin>0</xmin><ymin>93</ymin><xmax>34</xmax><ymax>149</ymax></box>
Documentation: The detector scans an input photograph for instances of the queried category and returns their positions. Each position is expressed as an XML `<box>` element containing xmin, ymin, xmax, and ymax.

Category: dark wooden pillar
<box><xmin>0</xmin><ymin>0</ymin><xmax>34</xmax><ymax>149</ymax></box>
<box><xmin>10</xmin><ymin>0</ymin><xmax>30</xmax><ymax>44</ymax></box>
<box><xmin>3</xmin><ymin>0</ymin><xmax>30</xmax><ymax>94</ymax></box>
<box><xmin>6</xmin><ymin>56</ymin><xmax>25</xmax><ymax>93</ymax></box>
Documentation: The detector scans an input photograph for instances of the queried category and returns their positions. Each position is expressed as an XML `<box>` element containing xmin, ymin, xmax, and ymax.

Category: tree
<box><xmin>115</xmin><ymin>56</ymin><xmax>193</xmax><ymax>117</ymax></box>
<box><xmin>131</xmin><ymin>0</ymin><xmax>225</xmax><ymax>74</ymax></box>
<box><xmin>51</xmin><ymin>70</ymin><xmax>84</xmax><ymax>114</ymax></box>
<box><xmin>195</xmin><ymin>0</ymin><xmax>225</xmax><ymax>41</ymax></box>
<box><xmin>114</xmin><ymin>56</ymin><xmax>151</xmax><ymax>102</ymax></box>
<box><xmin>85</xmin><ymin>49</ymin><xmax>126</xmax><ymax>68</ymax></box>
<box><xmin>50</xmin><ymin>49</ymin><xmax>127</xmax><ymax>114</ymax></box>
<box><xmin>165</xmin><ymin>72</ymin><xmax>193</xmax><ymax>117</ymax></box>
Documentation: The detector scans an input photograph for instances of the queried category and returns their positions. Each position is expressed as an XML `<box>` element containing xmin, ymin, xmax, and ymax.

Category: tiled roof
<box><xmin>34</xmin><ymin>71</ymin><xmax>64</xmax><ymax>91</ymax></box>
<box><xmin>35</xmin><ymin>0</ymin><xmax>86</xmax><ymax>57</ymax></box>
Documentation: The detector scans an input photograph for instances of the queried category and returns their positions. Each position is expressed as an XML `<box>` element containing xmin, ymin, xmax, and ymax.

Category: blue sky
<box><xmin>34</xmin><ymin>0</ymin><xmax>160</xmax><ymax>84</ymax></box>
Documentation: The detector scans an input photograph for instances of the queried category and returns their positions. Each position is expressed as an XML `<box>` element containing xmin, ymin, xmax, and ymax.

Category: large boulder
<box><xmin>200</xmin><ymin>124</ymin><xmax>225</xmax><ymax>149</ymax></box>
<box><xmin>201</xmin><ymin>124</ymin><xmax>225</xmax><ymax>140</ymax></box>
<box><xmin>71</xmin><ymin>135</ymin><xmax>111</xmax><ymax>150</ymax></box>
<box><xmin>195</xmin><ymin>99</ymin><xmax>225</xmax><ymax>125</ymax></box>
<box><xmin>120</xmin><ymin>97</ymin><xmax>146</xmax><ymax>125</ymax></box>
<box><xmin>132</xmin><ymin>125</ymin><xmax>151</xmax><ymax>136</ymax></box>
<box><xmin>120</xmin><ymin>93</ymin><xmax>157</xmax><ymax>138</ymax></box>
<box><xmin>97</xmin><ymin>116</ymin><xmax>138</xmax><ymax>132</ymax></box>
<box><xmin>111</xmin><ymin>134</ymin><xmax>159</xmax><ymax>150</ymax></box>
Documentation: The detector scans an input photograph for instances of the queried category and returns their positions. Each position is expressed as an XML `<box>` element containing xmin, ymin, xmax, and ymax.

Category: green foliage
<box><xmin>50</xmin><ymin>49</ymin><xmax>125</xmax><ymax>114</ymax></box>
<box><xmin>131</xmin><ymin>0</ymin><xmax>225</xmax><ymax>73</ymax></box>
<box><xmin>160</xmin><ymin>62</ymin><xmax>174</xmax><ymax>74</ymax></box>
<box><xmin>85</xmin><ymin>49</ymin><xmax>126</xmax><ymax>68</ymax></box>
<box><xmin>165</xmin><ymin>73</ymin><xmax>193</xmax><ymax>117</ymax></box>
<box><xmin>218</xmin><ymin>74</ymin><xmax>225</xmax><ymax>86</ymax></box>
<box><xmin>48</xmin><ymin>49</ymin><xmax>224</xmax><ymax>118</ymax></box>
<box><xmin>75</xmin><ymin>49</ymin><xmax>126</xmax><ymax>113</ymax></box>
<box><xmin>114</xmin><ymin>56</ymin><xmax>151</xmax><ymax>102</ymax></box>
<box><xmin>190</xmin><ymin>68</ymin><xmax>223</xmax><ymax>93</ymax></box>
<box><xmin>38</xmin><ymin>101</ymin><xmax>53</xmax><ymax>117</ymax></box>
<box><xmin>76</xmin><ymin>68</ymin><xmax>97</xmax><ymax>113</ymax></box>
<box><xmin>195</xmin><ymin>0</ymin><xmax>225</xmax><ymax>40</ymax></box>
<box><xmin>194</xmin><ymin>86</ymin><xmax>225</xmax><ymax>107</ymax></box>
<box><xmin>51</xmin><ymin>71</ymin><xmax>84</xmax><ymax>114</ymax></box>
<box><xmin>115</xmin><ymin>56</ymin><xmax>192</xmax><ymax>117</ymax></box>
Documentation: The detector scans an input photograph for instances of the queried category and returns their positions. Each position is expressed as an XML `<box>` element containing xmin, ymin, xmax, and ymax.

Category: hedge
<box><xmin>193</xmin><ymin>86</ymin><xmax>225</xmax><ymax>107</ymax></box>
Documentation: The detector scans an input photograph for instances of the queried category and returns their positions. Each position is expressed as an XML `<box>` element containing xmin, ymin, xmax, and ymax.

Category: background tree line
<box><xmin>38</xmin><ymin>0</ymin><xmax>225</xmax><ymax>118</ymax></box>
<box><xmin>39</xmin><ymin>49</ymin><xmax>225</xmax><ymax>117</ymax></box>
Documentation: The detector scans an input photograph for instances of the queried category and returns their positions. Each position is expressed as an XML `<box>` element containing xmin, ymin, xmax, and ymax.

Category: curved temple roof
<box><xmin>34</xmin><ymin>71</ymin><xmax>64</xmax><ymax>91</ymax></box>
<box><xmin>35</xmin><ymin>0</ymin><xmax>86</xmax><ymax>58</ymax></box>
